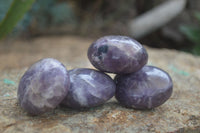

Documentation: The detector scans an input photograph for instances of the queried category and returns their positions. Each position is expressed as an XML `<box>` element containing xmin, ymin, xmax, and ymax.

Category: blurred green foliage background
<box><xmin>180</xmin><ymin>12</ymin><xmax>200</xmax><ymax>55</ymax></box>
<box><xmin>0</xmin><ymin>0</ymin><xmax>200</xmax><ymax>55</ymax></box>
<box><xmin>0</xmin><ymin>0</ymin><xmax>76</xmax><ymax>38</ymax></box>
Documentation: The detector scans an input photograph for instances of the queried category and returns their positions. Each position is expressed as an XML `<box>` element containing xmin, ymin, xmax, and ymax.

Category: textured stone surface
<box><xmin>0</xmin><ymin>36</ymin><xmax>200</xmax><ymax>133</ymax></box>
<box><xmin>61</xmin><ymin>68</ymin><xmax>116</xmax><ymax>109</ymax></box>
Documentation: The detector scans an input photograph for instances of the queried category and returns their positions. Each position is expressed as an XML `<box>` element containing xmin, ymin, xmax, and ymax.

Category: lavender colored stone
<box><xmin>18</xmin><ymin>58</ymin><xmax>70</xmax><ymax>115</ymax></box>
<box><xmin>61</xmin><ymin>68</ymin><xmax>116</xmax><ymax>109</ymax></box>
<box><xmin>115</xmin><ymin>66</ymin><xmax>173</xmax><ymax>109</ymax></box>
<box><xmin>87</xmin><ymin>35</ymin><xmax>148</xmax><ymax>74</ymax></box>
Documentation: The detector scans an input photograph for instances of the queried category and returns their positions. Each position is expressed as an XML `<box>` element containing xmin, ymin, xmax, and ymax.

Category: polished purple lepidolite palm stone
<box><xmin>88</xmin><ymin>35</ymin><xmax>148</xmax><ymax>74</ymax></box>
<box><xmin>18</xmin><ymin>58</ymin><xmax>70</xmax><ymax>115</ymax></box>
<box><xmin>115</xmin><ymin>66</ymin><xmax>173</xmax><ymax>109</ymax></box>
<box><xmin>61</xmin><ymin>68</ymin><xmax>116</xmax><ymax>109</ymax></box>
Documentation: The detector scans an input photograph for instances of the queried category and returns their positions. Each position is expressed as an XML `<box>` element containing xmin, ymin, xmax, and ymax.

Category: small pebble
<box><xmin>18</xmin><ymin>58</ymin><xmax>70</xmax><ymax>115</ymax></box>
<box><xmin>115</xmin><ymin>65</ymin><xmax>173</xmax><ymax>109</ymax></box>
<box><xmin>61</xmin><ymin>68</ymin><xmax>116</xmax><ymax>109</ymax></box>
<box><xmin>88</xmin><ymin>35</ymin><xmax>148</xmax><ymax>74</ymax></box>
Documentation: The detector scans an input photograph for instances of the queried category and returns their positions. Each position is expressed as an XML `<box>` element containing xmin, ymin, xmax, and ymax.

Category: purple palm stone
<box><xmin>115</xmin><ymin>66</ymin><xmax>173</xmax><ymax>109</ymax></box>
<box><xmin>87</xmin><ymin>35</ymin><xmax>148</xmax><ymax>74</ymax></box>
<box><xmin>61</xmin><ymin>68</ymin><xmax>116</xmax><ymax>109</ymax></box>
<box><xmin>18</xmin><ymin>58</ymin><xmax>70</xmax><ymax>115</ymax></box>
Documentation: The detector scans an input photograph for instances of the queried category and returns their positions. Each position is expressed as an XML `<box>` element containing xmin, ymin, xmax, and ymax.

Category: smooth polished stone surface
<box><xmin>115</xmin><ymin>66</ymin><xmax>173</xmax><ymax>109</ymax></box>
<box><xmin>61</xmin><ymin>68</ymin><xmax>116</xmax><ymax>109</ymax></box>
<box><xmin>88</xmin><ymin>35</ymin><xmax>148</xmax><ymax>74</ymax></box>
<box><xmin>18</xmin><ymin>58</ymin><xmax>70</xmax><ymax>115</ymax></box>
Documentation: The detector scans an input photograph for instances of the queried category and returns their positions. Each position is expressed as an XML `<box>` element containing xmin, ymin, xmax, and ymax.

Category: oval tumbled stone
<box><xmin>88</xmin><ymin>35</ymin><xmax>148</xmax><ymax>74</ymax></box>
<box><xmin>61</xmin><ymin>68</ymin><xmax>116</xmax><ymax>109</ymax></box>
<box><xmin>18</xmin><ymin>58</ymin><xmax>70</xmax><ymax>115</ymax></box>
<box><xmin>115</xmin><ymin>66</ymin><xmax>173</xmax><ymax>109</ymax></box>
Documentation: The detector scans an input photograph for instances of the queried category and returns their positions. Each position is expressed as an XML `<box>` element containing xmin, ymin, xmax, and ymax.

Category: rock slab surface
<box><xmin>0</xmin><ymin>36</ymin><xmax>200</xmax><ymax>133</ymax></box>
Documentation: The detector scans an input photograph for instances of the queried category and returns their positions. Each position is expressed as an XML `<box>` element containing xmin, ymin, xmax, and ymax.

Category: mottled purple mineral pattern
<box><xmin>61</xmin><ymin>68</ymin><xmax>116</xmax><ymax>109</ymax></box>
<box><xmin>18</xmin><ymin>58</ymin><xmax>70</xmax><ymax>115</ymax></box>
<box><xmin>115</xmin><ymin>66</ymin><xmax>173</xmax><ymax>109</ymax></box>
<box><xmin>88</xmin><ymin>35</ymin><xmax>148</xmax><ymax>74</ymax></box>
